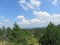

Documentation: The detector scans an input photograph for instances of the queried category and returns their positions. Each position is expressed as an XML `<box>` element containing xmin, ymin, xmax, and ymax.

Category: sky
<box><xmin>0</xmin><ymin>0</ymin><xmax>60</xmax><ymax>28</ymax></box>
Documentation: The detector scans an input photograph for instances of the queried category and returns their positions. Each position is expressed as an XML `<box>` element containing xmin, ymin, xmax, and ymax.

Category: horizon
<box><xmin>0</xmin><ymin>22</ymin><xmax>59</xmax><ymax>29</ymax></box>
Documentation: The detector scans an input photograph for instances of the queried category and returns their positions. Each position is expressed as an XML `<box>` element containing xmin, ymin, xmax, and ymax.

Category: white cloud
<box><xmin>20</xmin><ymin>4</ymin><xmax>28</xmax><ymax>11</ymax></box>
<box><xmin>17</xmin><ymin>15</ymin><xmax>41</xmax><ymax>25</ymax></box>
<box><xmin>51</xmin><ymin>0</ymin><xmax>58</xmax><ymax>5</ymax></box>
<box><xmin>18</xmin><ymin>0</ymin><xmax>41</xmax><ymax>11</ymax></box>
<box><xmin>30</xmin><ymin>18</ymin><xmax>41</xmax><ymax>23</ymax></box>
<box><xmin>17</xmin><ymin>15</ymin><xmax>46</xmax><ymax>28</ymax></box>
<box><xmin>17</xmin><ymin>11</ymin><xmax>60</xmax><ymax>28</ymax></box>
<box><xmin>17</xmin><ymin>0</ymin><xmax>59</xmax><ymax>28</ymax></box>
<box><xmin>33</xmin><ymin>11</ymin><xmax>60</xmax><ymax>25</ymax></box>
<box><xmin>19</xmin><ymin>0</ymin><xmax>26</xmax><ymax>3</ymax></box>
<box><xmin>17</xmin><ymin>15</ymin><xmax>30</xmax><ymax>24</ymax></box>
<box><xmin>18</xmin><ymin>20</ymin><xmax>30</xmax><ymax>25</ymax></box>
<box><xmin>17</xmin><ymin>15</ymin><xmax>25</xmax><ymax>21</ymax></box>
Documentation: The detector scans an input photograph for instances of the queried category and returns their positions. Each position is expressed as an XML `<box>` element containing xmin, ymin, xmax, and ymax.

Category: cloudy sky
<box><xmin>0</xmin><ymin>0</ymin><xmax>60</xmax><ymax>28</ymax></box>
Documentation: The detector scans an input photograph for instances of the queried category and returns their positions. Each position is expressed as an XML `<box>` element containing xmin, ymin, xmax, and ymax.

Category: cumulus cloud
<box><xmin>17</xmin><ymin>15</ymin><xmax>46</xmax><ymax>28</ymax></box>
<box><xmin>18</xmin><ymin>0</ymin><xmax>41</xmax><ymax>11</ymax></box>
<box><xmin>16</xmin><ymin>0</ymin><xmax>60</xmax><ymax>28</ymax></box>
<box><xmin>17</xmin><ymin>15</ymin><xmax>42</xmax><ymax>24</ymax></box>
<box><xmin>16</xmin><ymin>11</ymin><xmax>60</xmax><ymax>28</ymax></box>
<box><xmin>30</xmin><ymin>18</ymin><xmax>41</xmax><ymax>23</ymax></box>
<box><xmin>33</xmin><ymin>11</ymin><xmax>60</xmax><ymax>25</ymax></box>
<box><xmin>17</xmin><ymin>15</ymin><xmax>30</xmax><ymax>24</ymax></box>
<box><xmin>17</xmin><ymin>15</ymin><xmax>25</xmax><ymax>21</ymax></box>
<box><xmin>51</xmin><ymin>0</ymin><xmax>58</xmax><ymax>5</ymax></box>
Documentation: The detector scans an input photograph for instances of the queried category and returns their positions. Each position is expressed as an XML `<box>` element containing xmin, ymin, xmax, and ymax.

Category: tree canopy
<box><xmin>0</xmin><ymin>22</ymin><xmax>60</xmax><ymax>45</ymax></box>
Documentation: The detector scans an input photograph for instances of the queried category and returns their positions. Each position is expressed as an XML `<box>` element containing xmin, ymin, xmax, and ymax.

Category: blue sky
<box><xmin>0</xmin><ymin>0</ymin><xmax>60</xmax><ymax>28</ymax></box>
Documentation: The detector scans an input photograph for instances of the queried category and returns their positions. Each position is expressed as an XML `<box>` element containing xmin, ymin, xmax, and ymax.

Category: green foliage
<box><xmin>0</xmin><ymin>22</ymin><xmax>60</xmax><ymax>45</ymax></box>
<box><xmin>39</xmin><ymin>22</ymin><xmax>60</xmax><ymax>45</ymax></box>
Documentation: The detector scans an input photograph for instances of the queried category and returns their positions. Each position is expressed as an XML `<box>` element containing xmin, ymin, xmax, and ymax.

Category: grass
<box><xmin>0</xmin><ymin>41</ymin><xmax>14</xmax><ymax>45</ymax></box>
<box><xmin>0</xmin><ymin>41</ymin><xmax>2</xmax><ymax>45</ymax></box>
<box><xmin>0</xmin><ymin>40</ymin><xmax>40</xmax><ymax>45</ymax></box>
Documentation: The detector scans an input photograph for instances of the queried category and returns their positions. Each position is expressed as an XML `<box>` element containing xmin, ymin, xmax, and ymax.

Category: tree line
<box><xmin>0</xmin><ymin>22</ymin><xmax>60</xmax><ymax>45</ymax></box>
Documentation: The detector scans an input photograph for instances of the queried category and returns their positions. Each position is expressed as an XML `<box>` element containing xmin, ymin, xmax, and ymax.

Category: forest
<box><xmin>0</xmin><ymin>22</ymin><xmax>60</xmax><ymax>45</ymax></box>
